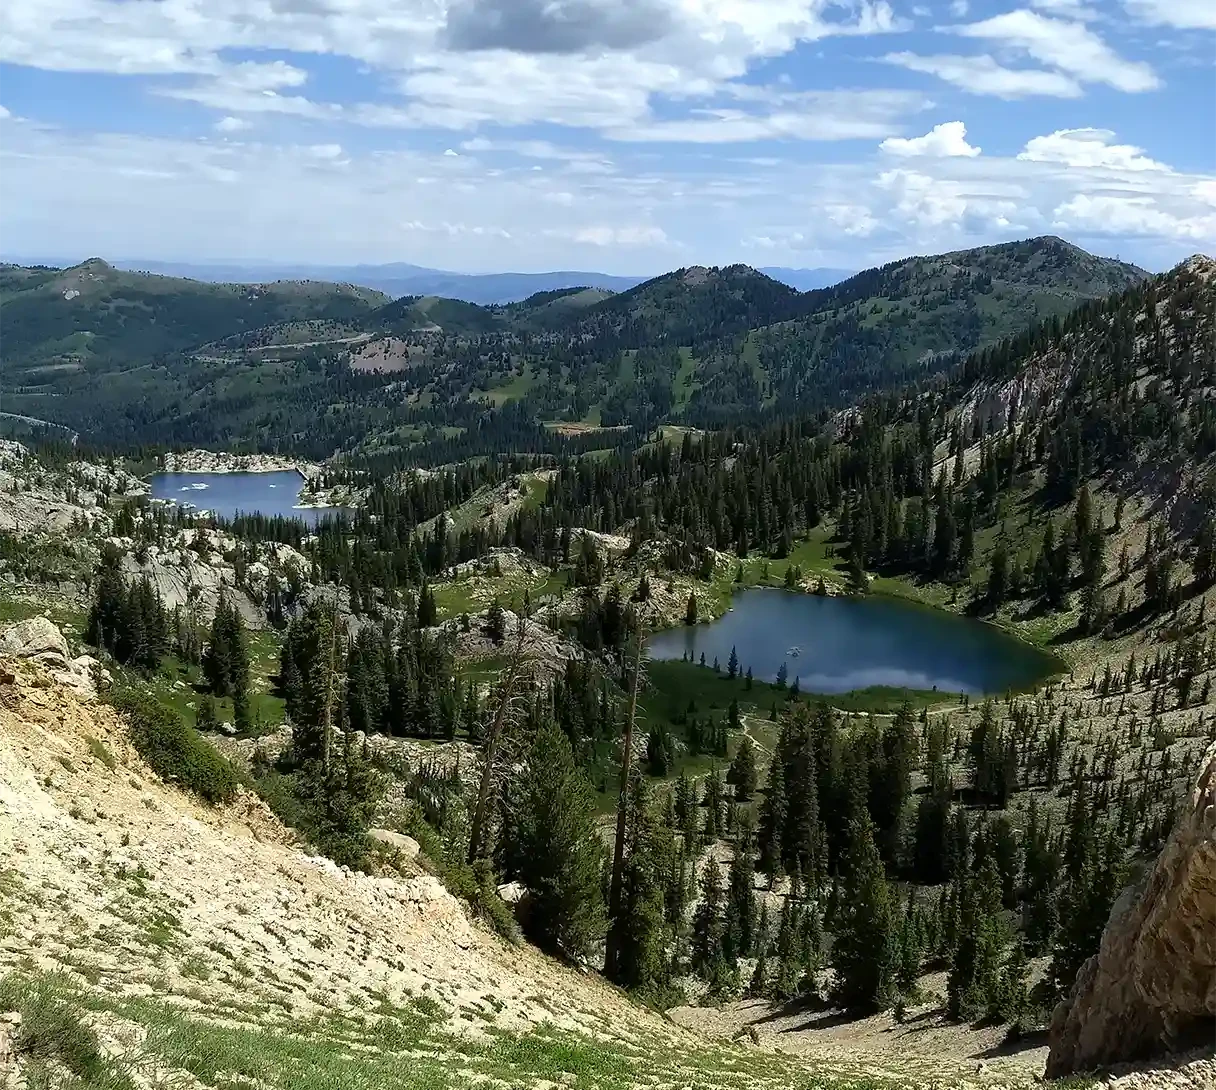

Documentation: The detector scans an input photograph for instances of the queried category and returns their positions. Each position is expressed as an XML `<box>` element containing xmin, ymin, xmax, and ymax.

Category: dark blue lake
<box><xmin>148</xmin><ymin>471</ymin><xmax>337</xmax><ymax>526</ymax></box>
<box><xmin>646</xmin><ymin>588</ymin><xmax>1059</xmax><ymax>696</ymax></box>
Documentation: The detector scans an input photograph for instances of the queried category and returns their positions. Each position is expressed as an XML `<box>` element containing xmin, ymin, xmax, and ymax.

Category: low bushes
<box><xmin>108</xmin><ymin>689</ymin><xmax>237</xmax><ymax>804</ymax></box>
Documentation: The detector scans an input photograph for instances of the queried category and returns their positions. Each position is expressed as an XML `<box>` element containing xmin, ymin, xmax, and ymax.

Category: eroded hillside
<box><xmin>0</xmin><ymin>652</ymin><xmax>906</xmax><ymax>1090</ymax></box>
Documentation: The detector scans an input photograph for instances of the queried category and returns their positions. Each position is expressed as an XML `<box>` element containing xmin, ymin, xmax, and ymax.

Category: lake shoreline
<box><xmin>647</xmin><ymin>585</ymin><xmax>1061</xmax><ymax>700</ymax></box>
<box><xmin>147</xmin><ymin>469</ymin><xmax>346</xmax><ymax>526</ymax></box>
<box><xmin>151</xmin><ymin>453</ymin><xmax>359</xmax><ymax>513</ymax></box>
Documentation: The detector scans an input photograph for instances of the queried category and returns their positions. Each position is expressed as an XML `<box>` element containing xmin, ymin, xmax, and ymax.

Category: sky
<box><xmin>1</xmin><ymin>0</ymin><xmax>1213</xmax><ymax>275</ymax></box>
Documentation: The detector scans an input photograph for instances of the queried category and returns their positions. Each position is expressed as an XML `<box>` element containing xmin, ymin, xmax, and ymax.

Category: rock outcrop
<box><xmin>1047</xmin><ymin>740</ymin><xmax>1216</xmax><ymax>1076</ymax></box>
<box><xmin>0</xmin><ymin>440</ymin><xmax>145</xmax><ymax>538</ymax></box>
<box><xmin>116</xmin><ymin>527</ymin><xmax>308</xmax><ymax>629</ymax></box>
<box><xmin>0</xmin><ymin>616</ymin><xmax>103</xmax><ymax>697</ymax></box>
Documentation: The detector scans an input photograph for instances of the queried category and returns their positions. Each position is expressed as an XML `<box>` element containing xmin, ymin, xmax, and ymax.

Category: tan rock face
<box><xmin>0</xmin><ymin>616</ymin><xmax>100</xmax><ymax>697</ymax></box>
<box><xmin>1047</xmin><ymin>740</ymin><xmax>1216</xmax><ymax>1076</ymax></box>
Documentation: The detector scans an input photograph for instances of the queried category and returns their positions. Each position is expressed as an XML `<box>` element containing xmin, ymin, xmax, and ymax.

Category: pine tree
<box><xmin>516</xmin><ymin>720</ymin><xmax>607</xmax><ymax>961</ymax></box>
<box><xmin>830</xmin><ymin>814</ymin><xmax>897</xmax><ymax>1011</ymax></box>
<box><xmin>606</xmin><ymin>775</ymin><xmax>672</xmax><ymax>995</ymax></box>
<box><xmin>727</xmin><ymin>736</ymin><xmax>758</xmax><ymax>801</ymax></box>
<box><xmin>872</xmin><ymin>702</ymin><xmax>917</xmax><ymax>866</ymax></box>
<box><xmin>947</xmin><ymin>861</ymin><xmax>1007</xmax><ymax>1021</ymax></box>
<box><xmin>758</xmin><ymin>754</ymin><xmax>787</xmax><ymax>876</ymax></box>
<box><xmin>723</xmin><ymin>839</ymin><xmax>757</xmax><ymax>961</ymax></box>
<box><xmin>692</xmin><ymin>859</ymin><xmax>725</xmax><ymax>973</ymax></box>
<box><xmin>895</xmin><ymin>896</ymin><xmax>924</xmax><ymax>997</ymax></box>
<box><xmin>485</xmin><ymin>600</ymin><xmax>507</xmax><ymax>644</ymax></box>
<box><xmin>195</xmin><ymin>693</ymin><xmax>219</xmax><ymax>733</ymax></box>
<box><xmin>646</xmin><ymin>724</ymin><xmax>675</xmax><ymax>777</ymax></box>
<box><xmin>685</xmin><ymin>591</ymin><xmax>699</xmax><ymax>626</ymax></box>
<box><xmin>417</xmin><ymin>582</ymin><xmax>437</xmax><ymax>627</ymax></box>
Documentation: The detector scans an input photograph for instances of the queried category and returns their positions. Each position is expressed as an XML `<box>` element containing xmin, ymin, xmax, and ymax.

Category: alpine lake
<box><xmin>147</xmin><ymin>473</ymin><xmax>1060</xmax><ymax>704</ymax></box>
<box><xmin>645</xmin><ymin>587</ymin><xmax>1061</xmax><ymax>703</ymax></box>
<box><xmin>147</xmin><ymin>470</ymin><xmax>340</xmax><ymax>527</ymax></box>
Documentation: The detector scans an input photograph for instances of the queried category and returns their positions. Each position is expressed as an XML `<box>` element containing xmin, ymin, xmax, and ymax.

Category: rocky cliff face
<box><xmin>0</xmin><ymin>439</ymin><xmax>145</xmax><ymax>538</ymax></box>
<box><xmin>1047</xmin><ymin>740</ymin><xmax>1216</xmax><ymax>1076</ymax></box>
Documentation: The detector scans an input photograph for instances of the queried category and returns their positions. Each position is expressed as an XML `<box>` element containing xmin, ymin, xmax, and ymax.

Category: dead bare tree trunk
<box><xmin>606</xmin><ymin>625</ymin><xmax>642</xmax><ymax>975</ymax></box>
<box><xmin>322</xmin><ymin>603</ymin><xmax>340</xmax><ymax>776</ymax></box>
<box><xmin>467</xmin><ymin>621</ymin><xmax>526</xmax><ymax>864</ymax></box>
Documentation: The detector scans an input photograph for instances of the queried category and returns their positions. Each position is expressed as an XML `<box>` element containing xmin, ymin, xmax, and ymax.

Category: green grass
<box><xmin>146</xmin><ymin>628</ymin><xmax>285</xmax><ymax>735</ymax></box>
<box><xmin>432</xmin><ymin>567</ymin><xmax>565</xmax><ymax>622</ymax></box>
<box><xmin>0</xmin><ymin>594</ymin><xmax>87</xmax><ymax>635</ymax></box>
<box><xmin>0</xmin><ymin>974</ymin><xmax>137</xmax><ymax>1089</ymax></box>
<box><xmin>672</xmin><ymin>348</ymin><xmax>699</xmax><ymax>411</ymax></box>
<box><xmin>0</xmin><ymin>972</ymin><xmax>893</xmax><ymax>1090</ymax></box>
<box><xmin>642</xmin><ymin>659</ymin><xmax>952</xmax><ymax>724</ymax></box>
<box><xmin>478</xmin><ymin>363</ymin><xmax>536</xmax><ymax>406</ymax></box>
<box><xmin>520</xmin><ymin>473</ymin><xmax>549</xmax><ymax>511</ymax></box>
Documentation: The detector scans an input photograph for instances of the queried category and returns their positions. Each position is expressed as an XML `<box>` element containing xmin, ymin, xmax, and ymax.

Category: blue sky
<box><xmin>1</xmin><ymin>0</ymin><xmax>1213</xmax><ymax>274</ymax></box>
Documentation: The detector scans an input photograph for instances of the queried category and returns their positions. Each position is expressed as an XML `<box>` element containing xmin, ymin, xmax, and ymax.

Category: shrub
<box><xmin>85</xmin><ymin>735</ymin><xmax>117</xmax><ymax>772</ymax></box>
<box><xmin>0</xmin><ymin>973</ymin><xmax>135</xmax><ymax>1088</ymax></box>
<box><xmin>108</xmin><ymin>689</ymin><xmax>237</xmax><ymax>804</ymax></box>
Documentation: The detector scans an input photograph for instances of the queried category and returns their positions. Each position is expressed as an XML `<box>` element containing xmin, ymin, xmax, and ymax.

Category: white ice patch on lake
<box><xmin>179</xmin><ymin>482</ymin><xmax>210</xmax><ymax>492</ymax></box>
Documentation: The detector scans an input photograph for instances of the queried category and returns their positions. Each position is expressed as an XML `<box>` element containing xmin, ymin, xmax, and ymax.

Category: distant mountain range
<box><xmin>0</xmin><ymin>237</ymin><xmax>1149</xmax><ymax>455</ymax></box>
<box><xmin>0</xmin><ymin>256</ymin><xmax>851</xmax><ymax>304</ymax></box>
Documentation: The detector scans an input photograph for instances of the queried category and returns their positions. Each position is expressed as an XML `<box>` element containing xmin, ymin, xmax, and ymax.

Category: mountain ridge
<box><xmin>0</xmin><ymin>237</ymin><xmax>1155</xmax><ymax>455</ymax></box>
<box><xmin>0</xmin><ymin>255</ymin><xmax>855</xmax><ymax>304</ymax></box>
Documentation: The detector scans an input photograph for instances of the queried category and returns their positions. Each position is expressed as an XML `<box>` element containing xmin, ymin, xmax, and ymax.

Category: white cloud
<box><xmin>214</xmin><ymin>116</ymin><xmax>251</xmax><ymax>133</ymax></box>
<box><xmin>307</xmin><ymin>144</ymin><xmax>345</xmax><ymax>161</ymax></box>
<box><xmin>459</xmin><ymin>137</ymin><xmax>614</xmax><ymax>169</ymax></box>
<box><xmin>1053</xmin><ymin>194</ymin><xmax>1216</xmax><ymax>242</ymax></box>
<box><xmin>824</xmin><ymin>204</ymin><xmax>880</xmax><ymax>236</ymax></box>
<box><xmin>403</xmin><ymin>220</ymin><xmax>513</xmax><ymax>239</ymax></box>
<box><xmin>950</xmin><ymin>0</ymin><xmax>969</xmax><ymax>15</ymax></box>
<box><xmin>878</xmin><ymin>169</ymin><xmax>1030</xmax><ymax>236</ymax></box>
<box><xmin>1018</xmin><ymin>128</ymin><xmax>1167</xmax><ymax>171</ymax></box>
<box><xmin>883</xmin><ymin>52</ymin><xmax>1082</xmax><ymax>97</ymax></box>
<box><xmin>161</xmin><ymin>61</ymin><xmax>338</xmax><ymax>120</ymax></box>
<box><xmin>880</xmin><ymin>121</ymin><xmax>980</xmax><ymax>158</ymax></box>
<box><xmin>599</xmin><ymin>87</ymin><xmax>928</xmax><ymax>143</ymax></box>
<box><xmin>877</xmin><ymin>168</ymin><xmax>969</xmax><ymax>227</ymax></box>
<box><xmin>0</xmin><ymin>0</ymin><xmax>909</xmax><ymax>139</ymax></box>
<box><xmin>568</xmin><ymin>225</ymin><xmax>669</xmax><ymax>246</ymax></box>
<box><xmin>953</xmin><ymin>10</ymin><xmax>1159</xmax><ymax>93</ymax></box>
<box><xmin>1123</xmin><ymin>0</ymin><xmax>1216</xmax><ymax>30</ymax></box>
<box><xmin>1029</xmin><ymin>0</ymin><xmax>1098</xmax><ymax>16</ymax></box>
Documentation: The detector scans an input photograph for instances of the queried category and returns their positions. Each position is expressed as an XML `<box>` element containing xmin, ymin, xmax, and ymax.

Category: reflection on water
<box><xmin>646</xmin><ymin>588</ymin><xmax>1058</xmax><ymax>696</ymax></box>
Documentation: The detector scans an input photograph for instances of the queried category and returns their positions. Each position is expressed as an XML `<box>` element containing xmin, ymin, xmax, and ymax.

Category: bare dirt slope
<box><xmin>0</xmin><ymin>661</ymin><xmax>662</xmax><ymax>1036</ymax></box>
<box><xmin>0</xmin><ymin>659</ymin><xmax>882</xmax><ymax>1090</ymax></box>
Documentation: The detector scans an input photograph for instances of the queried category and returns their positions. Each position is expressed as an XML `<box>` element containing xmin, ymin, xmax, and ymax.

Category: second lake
<box><xmin>148</xmin><ymin>471</ymin><xmax>340</xmax><ymax>527</ymax></box>
<box><xmin>645</xmin><ymin>588</ymin><xmax>1060</xmax><ymax>697</ymax></box>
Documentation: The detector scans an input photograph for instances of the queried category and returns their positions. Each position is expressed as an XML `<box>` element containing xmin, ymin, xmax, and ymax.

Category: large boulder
<box><xmin>368</xmin><ymin>829</ymin><xmax>420</xmax><ymax>864</ymax></box>
<box><xmin>0</xmin><ymin>616</ymin><xmax>101</xmax><ymax>698</ymax></box>
<box><xmin>0</xmin><ymin>615</ymin><xmax>70</xmax><ymax>666</ymax></box>
<box><xmin>1047</xmin><ymin>740</ymin><xmax>1216</xmax><ymax>1076</ymax></box>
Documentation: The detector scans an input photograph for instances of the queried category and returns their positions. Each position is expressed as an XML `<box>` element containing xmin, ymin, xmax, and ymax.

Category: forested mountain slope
<box><xmin>0</xmin><ymin>258</ymin><xmax>387</xmax><ymax>378</ymax></box>
<box><xmin>727</xmin><ymin>236</ymin><xmax>1147</xmax><ymax>419</ymax></box>
<box><xmin>0</xmin><ymin>238</ymin><xmax>1149</xmax><ymax>457</ymax></box>
<box><xmin>1</xmin><ymin>253</ymin><xmax>1213</xmax><ymax>1089</ymax></box>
